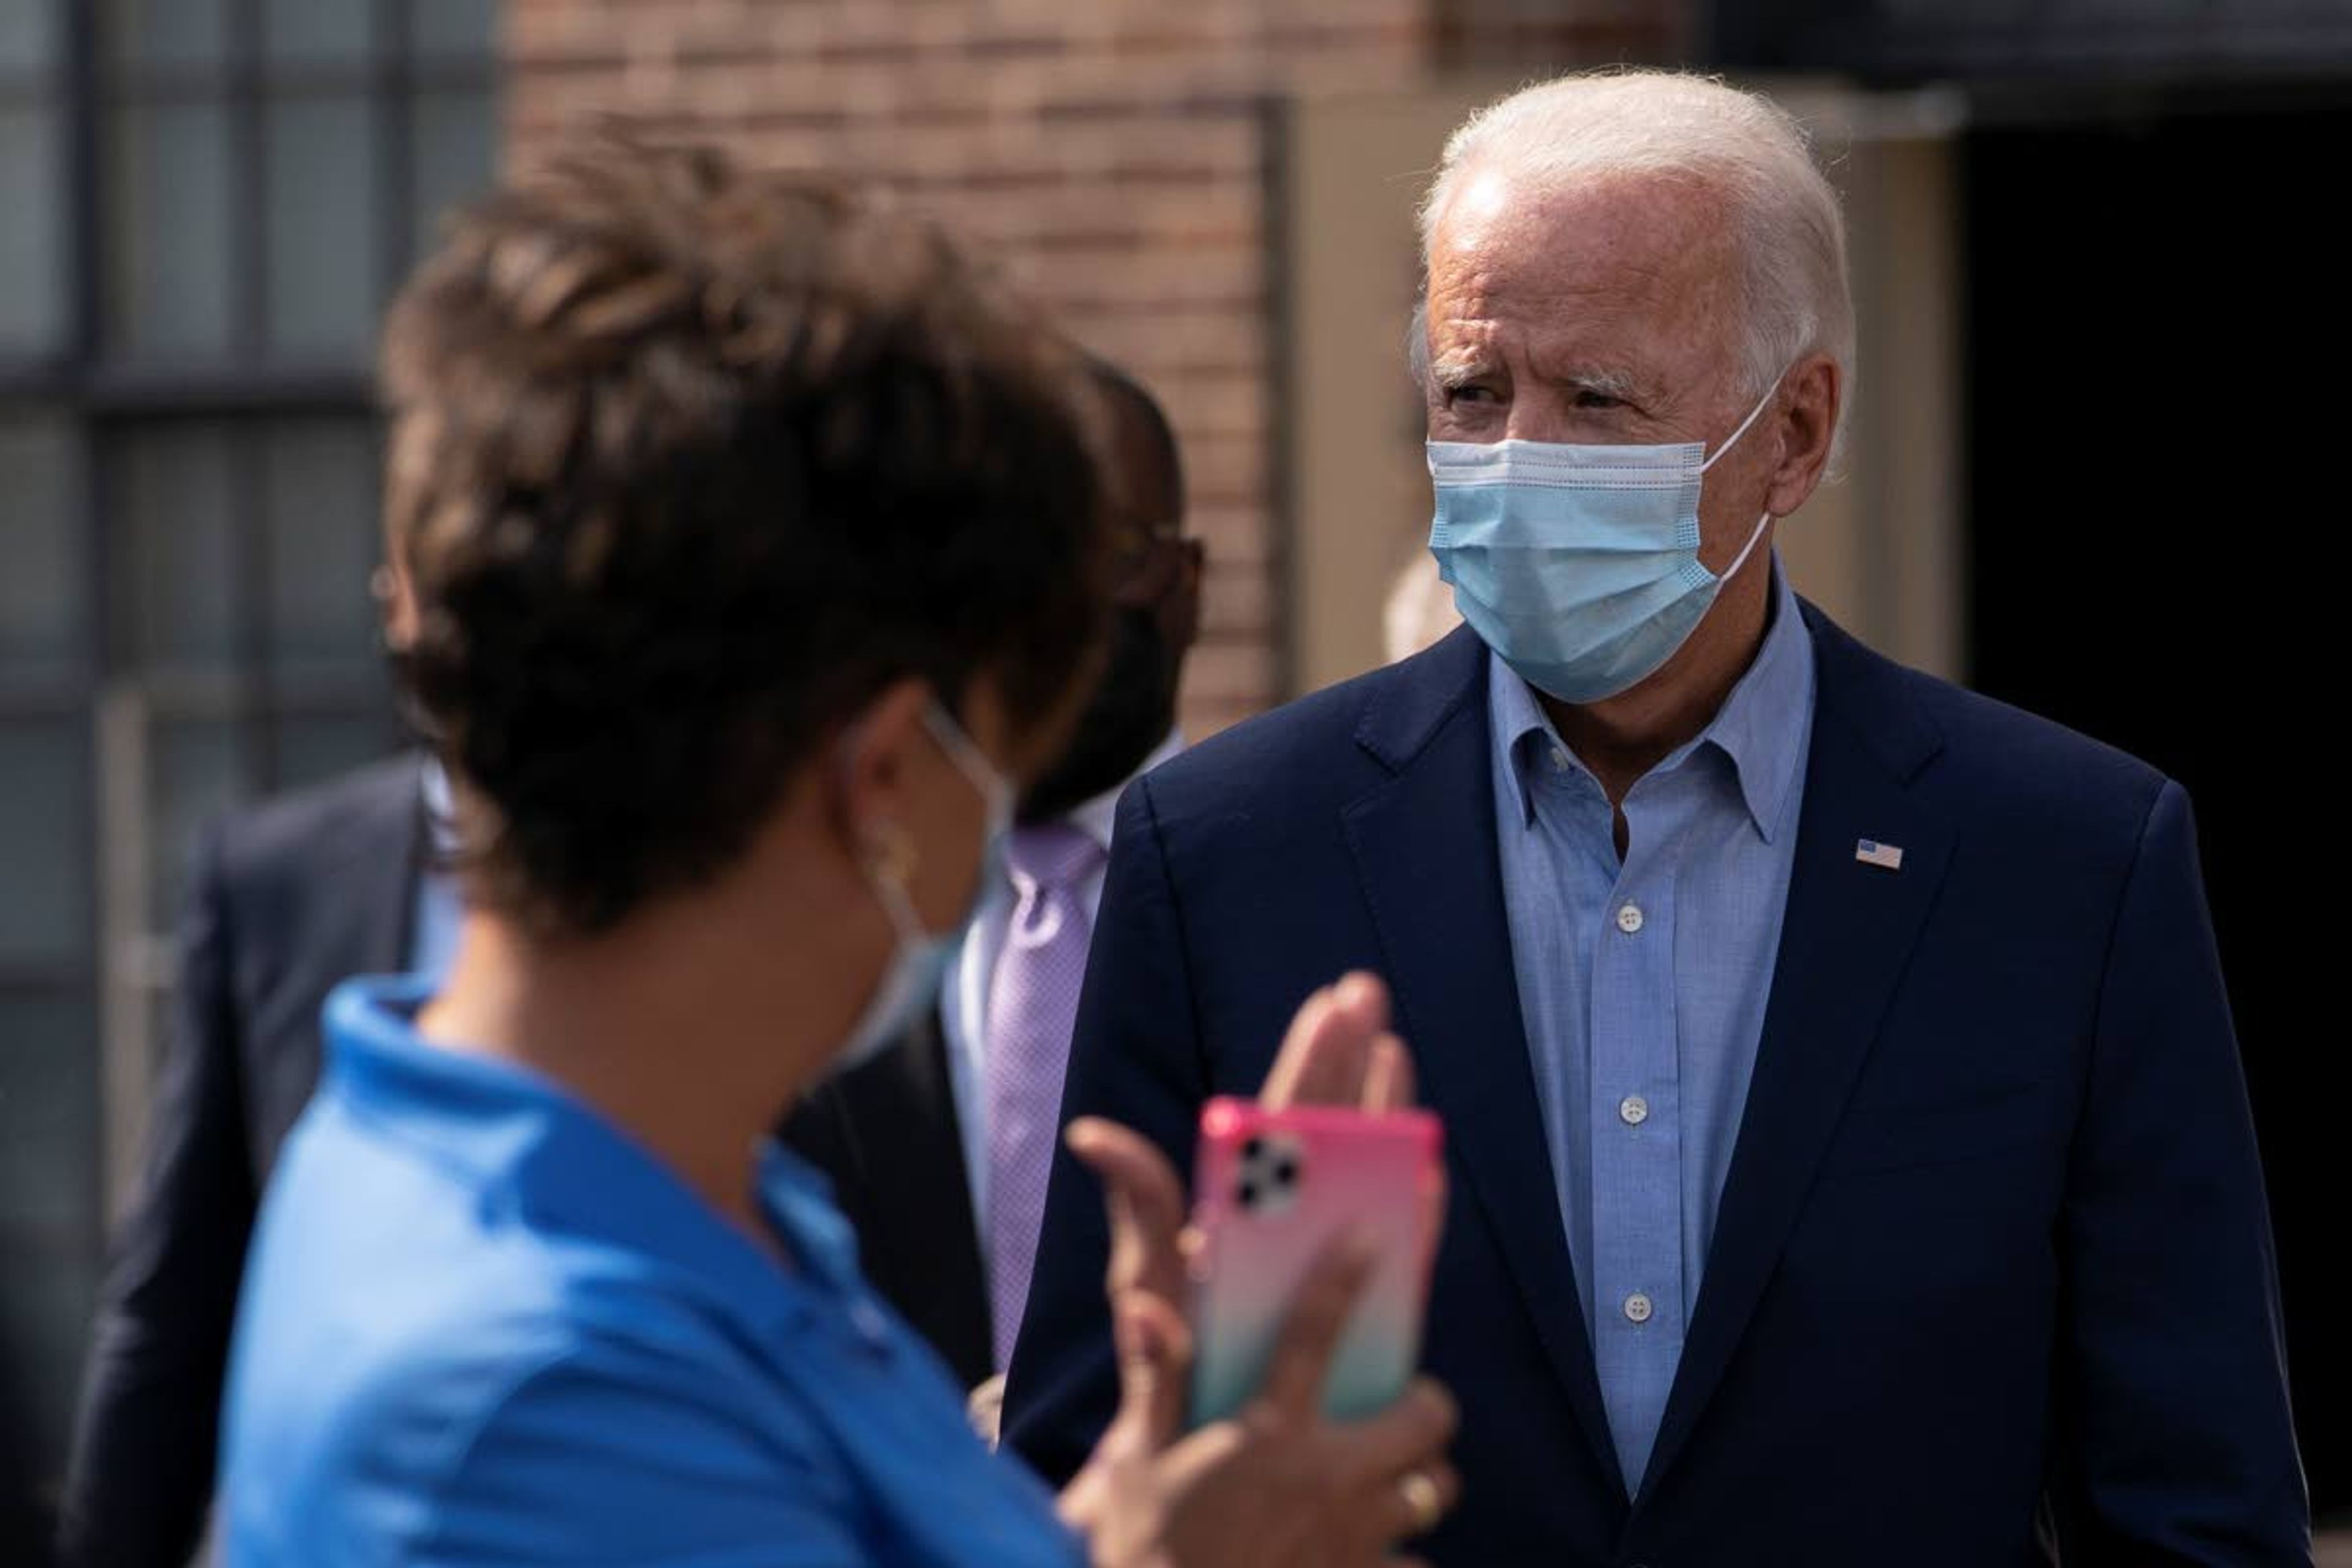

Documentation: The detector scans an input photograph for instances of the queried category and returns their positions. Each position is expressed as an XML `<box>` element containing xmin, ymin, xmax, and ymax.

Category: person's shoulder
<box><xmin>446</xmin><ymin>1298</ymin><xmax>824</xmax><ymax>1460</ymax></box>
<box><xmin>1809</xmin><ymin>608</ymin><xmax>2171</xmax><ymax>843</ymax></box>
<box><xmin>228</xmin><ymin>1308</ymin><xmax>781</xmax><ymax>1561</ymax></box>
<box><xmin>415</xmin><ymin>1278</ymin><xmax>868</xmax><ymax>1559</ymax></box>
<box><xmin>230</xmin><ymin>1177</ymin><xmax>838</xmax><ymax>1559</ymax></box>
<box><xmin>224</xmin><ymin>1206</ymin><xmax>584</xmax><ymax>1550</ymax></box>
<box><xmin>1144</xmin><ymin>633</ymin><xmax>1483</xmax><ymax>818</ymax></box>
<box><xmin>212</xmin><ymin>753</ymin><xmax>425</xmax><ymax>888</ymax></box>
<box><xmin>260</xmin><ymin>1091</ymin><xmax>786</xmax><ymax>1396</ymax></box>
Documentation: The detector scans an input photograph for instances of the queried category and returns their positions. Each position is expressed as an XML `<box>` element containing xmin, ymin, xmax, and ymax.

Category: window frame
<box><xmin>0</xmin><ymin>0</ymin><xmax>499</xmax><ymax>1485</ymax></box>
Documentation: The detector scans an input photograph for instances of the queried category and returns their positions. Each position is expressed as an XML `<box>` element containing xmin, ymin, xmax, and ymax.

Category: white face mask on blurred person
<box><xmin>832</xmin><ymin>703</ymin><xmax>1012</xmax><ymax>1074</ymax></box>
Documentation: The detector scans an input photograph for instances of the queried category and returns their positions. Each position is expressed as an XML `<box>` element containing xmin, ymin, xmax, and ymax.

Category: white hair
<box><xmin>1412</xmin><ymin>70</ymin><xmax>1853</xmax><ymax>428</ymax></box>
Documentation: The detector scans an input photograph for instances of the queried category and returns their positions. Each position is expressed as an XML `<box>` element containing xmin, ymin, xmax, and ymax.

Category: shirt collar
<box><xmin>1488</xmin><ymin>664</ymin><xmax>1557</xmax><ymax>829</ymax></box>
<box><xmin>1707</xmin><ymin>564</ymin><xmax>1814</xmax><ymax>842</ymax></box>
<box><xmin>1488</xmin><ymin>557</ymin><xmax>1814</xmax><ymax>843</ymax></box>
<box><xmin>1062</xmin><ymin>728</ymin><xmax>1183</xmax><ymax>852</ymax></box>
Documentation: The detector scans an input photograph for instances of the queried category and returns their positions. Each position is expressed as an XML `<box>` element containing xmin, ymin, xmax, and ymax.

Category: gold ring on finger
<box><xmin>1398</xmin><ymin>1468</ymin><xmax>1443</xmax><ymax>1534</ymax></box>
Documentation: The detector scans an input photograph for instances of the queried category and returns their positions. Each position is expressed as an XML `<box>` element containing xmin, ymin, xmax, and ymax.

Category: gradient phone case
<box><xmin>1188</xmin><ymin>1097</ymin><xmax>1443</xmax><ymax>1427</ymax></box>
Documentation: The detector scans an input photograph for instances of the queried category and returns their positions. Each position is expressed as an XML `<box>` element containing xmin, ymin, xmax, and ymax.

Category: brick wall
<box><xmin>502</xmin><ymin>0</ymin><xmax>1683</xmax><ymax>734</ymax></box>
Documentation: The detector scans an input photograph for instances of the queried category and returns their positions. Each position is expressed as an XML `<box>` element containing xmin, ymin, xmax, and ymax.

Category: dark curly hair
<box><xmin>381</xmin><ymin>133</ymin><xmax>1107</xmax><ymax>937</ymax></box>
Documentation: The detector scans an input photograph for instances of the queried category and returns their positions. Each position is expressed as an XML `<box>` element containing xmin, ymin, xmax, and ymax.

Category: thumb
<box><xmin>1071</xmin><ymin>1118</ymin><xmax>1194</xmax><ymax>1450</ymax></box>
<box><xmin>1069</xmin><ymin>1117</ymin><xmax>1188</xmax><ymax>1307</ymax></box>
<box><xmin>1110</xmin><ymin>1289</ymin><xmax>1194</xmax><ymax>1450</ymax></box>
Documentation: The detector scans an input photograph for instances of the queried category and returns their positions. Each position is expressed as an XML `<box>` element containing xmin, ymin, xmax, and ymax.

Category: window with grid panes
<box><xmin>0</xmin><ymin>0</ymin><xmax>498</xmax><ymax>1498</ymax></box>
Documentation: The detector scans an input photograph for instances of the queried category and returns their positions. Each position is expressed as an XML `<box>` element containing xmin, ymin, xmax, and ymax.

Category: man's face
<box><xmin>1421</xmin><ymin>168</ymin><xmax>1780</xmax><ymax>574</ymax></box>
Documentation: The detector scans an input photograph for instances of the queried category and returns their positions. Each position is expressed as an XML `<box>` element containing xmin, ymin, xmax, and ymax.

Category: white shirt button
<box><xmin>1623</xmin><ymin>1292</ymin><xmax>1654</xmax><ymax>1324</ymax></box>
<box><xmin>1550</xmin><ymin>745</ymin><xmax>1571</xmax><ymax>773</ymax></box>
<box><xmin>1619</xmin><ymin>1095</ymin><xmax>1649</xmax><ymax>1126</ymax></box>
<box><xmin>1615</xmin><ymin>903</ymin><xmax>1645</xmax><ymax>935</ymax></box>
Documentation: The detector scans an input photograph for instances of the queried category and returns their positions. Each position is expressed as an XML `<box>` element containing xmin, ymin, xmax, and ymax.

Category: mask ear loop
<box><xmin>1700</xmin><ymin>372</ymin><xmax>1787</xmax><ymax>585</ymax></box>
<box><xmin>1714</xmin><ymin>511</ymin><xmax>1774</xmax><ymax>587</ymax></box>
<box><xmin>921</xmin><ymin>704</ymin><xmax>1014</xmax><ymax>818</ymax></box>
<box><xmin>1698</xmin><ymin>375</ymin><xmax>1785</xmax><ymax>474</ymax></box>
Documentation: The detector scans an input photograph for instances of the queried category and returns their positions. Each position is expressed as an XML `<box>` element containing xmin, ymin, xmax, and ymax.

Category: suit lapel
<box><xmin>1343</xmin><ymin>628</ymin><xmax>1626</xmax><ymax>1496</ymax></box>
<box><xmin>1641</xmin><ymin>607</ymin><xmax>1953</xmax><ymax>1497</ymax></box>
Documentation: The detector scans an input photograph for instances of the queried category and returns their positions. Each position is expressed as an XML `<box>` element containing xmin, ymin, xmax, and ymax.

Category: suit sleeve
<box><xmin>1001</xmin><ymin>775</ymin><xmax>1210</xmax><ymax>1485</ymax></box>
<box><xmin>2049</xmin><ymin>780</ymin><xmax>2309</xmax><ymax>1562</ymax></box>
<box><xmin>58</xmin><ymin>824</ymin><xmax>257</xmax><ymax>1568</ymax></box>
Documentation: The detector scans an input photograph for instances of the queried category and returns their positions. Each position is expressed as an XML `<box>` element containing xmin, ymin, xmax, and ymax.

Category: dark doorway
<box><xmin>1966</xmin><ymin>100</ymin><xmax>2352</xmax><ymax>1518</ymax></box>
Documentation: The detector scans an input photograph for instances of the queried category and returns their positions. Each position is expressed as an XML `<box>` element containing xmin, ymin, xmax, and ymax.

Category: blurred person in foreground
<box><xmin>60</xmin><ymin>571</ymin><xmax>451</xmax><ymax>1568</ymax></box>
<box><xmin>59</xmin><ymin>364</ymin><xmax>1191</xmax><ymax>1547</ymax></box>
<box><xmin>782</xmin><ymin>360</ymin><xmax>1202</xmax><ymax>1416</ymax></box>
<box><xmin>214</xmin><ymin>134</ymin><xmax>1457</xmax><ymax>1566</ymax></box>
<box><xmin>1005</xmin><ymin>70</ymin><xmax>2306</xmax><ymax>1564</ymax></box>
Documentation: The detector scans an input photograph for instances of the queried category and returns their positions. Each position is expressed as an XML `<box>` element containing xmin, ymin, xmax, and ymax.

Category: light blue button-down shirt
<box><xmin>219</xmin><ymin>975</ymin><xmax>1085</xmax><ymax>1566</ymax></box>
<box><xmin>1486</xmin><ymin>561</ymin><xmax>1815</xmax><ymax>1494</ymax></box>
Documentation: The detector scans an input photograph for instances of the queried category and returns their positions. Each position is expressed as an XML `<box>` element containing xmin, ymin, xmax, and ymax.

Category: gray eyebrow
<box><xmin>1428</xmin><ymin>348</ymin><xmax>1488</xmax><ymax>389</ymax></box>
<box><xmin>1427</xmin><ymin>354</ymin><xmax>1645</xmax><ymax>403</ymax></box>
<box><xmin>1546</xmin><ymin>366</ymin><xmax>1642</xmax><ymax>404</ymax></box>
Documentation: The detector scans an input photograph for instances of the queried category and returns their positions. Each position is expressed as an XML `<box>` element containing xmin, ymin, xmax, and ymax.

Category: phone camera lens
<box><xmin>1273</xmin><ymin>1158</ymin><xmax>1299</xmax><ymax>1188</ymax></box>
<box><xmin>1238</xmin><ymin>1180</ymin><xmax>1261</xmax><ymax>1209</ymax></box>
<box><xmin>1242</xmin><ymin>1136</ymin><xmax>1265</xmax><ymax>1163</ymax></box>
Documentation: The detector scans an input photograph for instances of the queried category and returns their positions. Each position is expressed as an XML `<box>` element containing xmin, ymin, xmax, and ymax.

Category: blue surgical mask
<box><xmin>1427</xmin><ymin>378</ymin><xmax>1780</xmax><ymax>704</ymax></box>
<box><xmin>835</xmin><ymin>703</ymin><xmax>1013</xmax><ymax>1074</ymax></box>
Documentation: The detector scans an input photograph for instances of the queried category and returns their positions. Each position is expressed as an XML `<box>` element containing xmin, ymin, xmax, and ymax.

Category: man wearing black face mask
<box><xmin>782</xmin><ymin>361</ymin><xmax>1202</xmax><ymax>1417</ymax></box>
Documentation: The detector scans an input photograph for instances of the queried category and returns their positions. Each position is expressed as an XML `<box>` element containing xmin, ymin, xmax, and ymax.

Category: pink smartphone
<box><xmin>1188</xmin><ymin>1096</ymin><xmax>1443</xmax><ymax>1427</ymax></box>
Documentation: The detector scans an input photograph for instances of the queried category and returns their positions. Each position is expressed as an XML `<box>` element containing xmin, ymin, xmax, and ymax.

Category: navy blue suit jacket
<box><xmin>1003</xmin><ymin>608</ymin><xmax>2306</xmax><ymax>1565</ymax></box>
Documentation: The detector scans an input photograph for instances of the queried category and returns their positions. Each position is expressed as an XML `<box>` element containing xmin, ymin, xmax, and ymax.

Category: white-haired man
<box><xmin>1005</xmin><ymin>71</ymin><xmax>2307</xmax><ymax>1563</ymax></box>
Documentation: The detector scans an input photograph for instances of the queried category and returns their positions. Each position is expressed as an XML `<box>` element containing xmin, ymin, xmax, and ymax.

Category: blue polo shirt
<box><xmin>218</xmin><ymin>975</ymin><xmax>1086</xmax><ymax>1566</ymax></box>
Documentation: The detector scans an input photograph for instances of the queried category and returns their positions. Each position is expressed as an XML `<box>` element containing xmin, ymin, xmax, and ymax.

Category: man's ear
<box><xmin>1765</xmin><ymin>353</ymin><xmax>1842</xmax><ymax>516</ymax></box>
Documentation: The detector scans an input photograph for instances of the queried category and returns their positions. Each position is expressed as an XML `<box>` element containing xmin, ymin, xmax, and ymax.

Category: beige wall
<box><xmin>1280</xmin><ymin>81</ymin><xmax>1969</xmax><ymax>696</ymax></box>
<box><xmin>1281</xmin><ymin>90</ymin><xmax>1494</xmax><ymax>694</ymax></box>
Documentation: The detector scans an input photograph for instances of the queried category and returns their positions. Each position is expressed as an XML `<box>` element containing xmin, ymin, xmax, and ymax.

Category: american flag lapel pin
<box><xmin>1855</xmin><ymin>839</ymin><xmax>1904</xmax><ymax>871</ymax></box>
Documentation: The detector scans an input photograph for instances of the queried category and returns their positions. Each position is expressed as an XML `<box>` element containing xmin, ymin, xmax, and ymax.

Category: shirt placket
<box><xmin>1529</xmin><ymin>748</ymin><xmax>1610</xmax><ymax>1328</ymax></box>
<box><xmin>1586</xmin><ymin>782</ymin><xmax>1689</xmax><ymax>1494</ymax></box>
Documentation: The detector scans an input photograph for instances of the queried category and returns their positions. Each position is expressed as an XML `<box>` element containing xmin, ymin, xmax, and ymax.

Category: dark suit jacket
<box><xmin>58</xmin><ymin>758</ymin><xmax>426</xmax><ymax>1568</ymax></box>
<box><xmin>778</xmin><ymin>1010</ymin><xmax>995</xmax><ymax>1392</ymax></box>
<box><xmin>1005</xmin><ymin>609</ymin><xmax>2308</xmax><ymax>1565</ymax></box>
<box><xmin>2</xmin><ymin>1344</ymin><xmax>46</xmax><ymax>1566</ymax></box>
